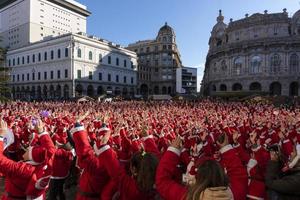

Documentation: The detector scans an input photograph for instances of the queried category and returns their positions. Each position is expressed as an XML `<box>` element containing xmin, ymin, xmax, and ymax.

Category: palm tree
<box><xmin>0</xmin><ymin>40</ymin><xmax>10</xmax><ymax>101</ymax></box>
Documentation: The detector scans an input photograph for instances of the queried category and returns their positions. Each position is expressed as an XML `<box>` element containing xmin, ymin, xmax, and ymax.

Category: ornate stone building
<box><xmin>202</xmin><ymin>9</ymin><xmax>300</xmax><ymax>96</ymax></box>
<box><xmin>127</xmin><ymin>23</ymin><xmax>182</xmax><ymax>96</ymax></box>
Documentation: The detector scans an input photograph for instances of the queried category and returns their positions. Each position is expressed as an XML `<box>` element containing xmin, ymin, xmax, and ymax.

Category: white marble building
<box><xmin>7</xmin><ymin>33</ymin><xmax>138</xmax><ymax>100</ymax></box>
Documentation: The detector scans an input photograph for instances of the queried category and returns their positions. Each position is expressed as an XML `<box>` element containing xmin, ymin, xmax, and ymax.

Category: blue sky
<box><xmin>77</xmin><ymin>0</ymin><xmax>300</xmax><ymax>91</ymax></box>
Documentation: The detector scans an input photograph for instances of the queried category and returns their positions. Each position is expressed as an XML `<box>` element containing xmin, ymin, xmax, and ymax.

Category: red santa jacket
<box><xmin>71</xmin><ymin>126</ymin><xmax>117</xmax><ymax>200</ymax></box>
<box><xmin>156</xmin><ymin>147</ymin><xmax>187</xmax><ymax>200</ymax></box>
<box><xmin>51</xmin><ymin>148</ymin><xmax>73</xmax><ymax>179</ymax></box>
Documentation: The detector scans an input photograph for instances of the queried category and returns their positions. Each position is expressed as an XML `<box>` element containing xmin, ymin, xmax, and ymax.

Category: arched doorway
<box><xmin>290</xmin><ymin>82</ymin><xmax>299</xmax><ymax>96</ymax></box>
<box><xmin>140</xmin><ymin>84</ymin><xmax>148</xmax><ymax>96</ymax></box>
<box><xmin>130</xmin><ymin>88</ymin><xmax>134</xmax><ymax>96</ymax></box>
<box><xmin>162</xmin><ymin>86</ymin><xmax>167</xmax><ymax>94</ymax></box>
<box><xmin>270</xmin><ymin>82</ymin><xmax>282</xmax><ymax>96</ymax></box>
<box><xmin>220</xmin><ymin>84</ymin><xmax>227</xmax><ymax>91</ymax></box>
<box><xmin>168</xmin><ymin>86</ymin><xmax>172</xmax><ymax>94</ymax></box>
<box><xmin>63</xmin><ymin>85</ymin><xmax>69</xmax><ymax>99</ymax></box>
<box><xmin>115</xmin><ymin>87</ymin><xmax>121</xmax><ymax>96</ymax></box>
<box><xmin>49</xmin><ymin>85</ymin><xmax>55</xmax><ymax>99</ymax></box>
<box><xmin>75</xmin><ymin>84</ymin><xmax>83</xmax><ymax>96</ymax></box>
<box><xmin>232</xmin><ymin>83</ymin><xmax>243</xmax><ymax>91</ymax></box>
<box><xmin>122</xmin><ymin>88</ymin><xmax>128</xmax><ymax>96</ymax></box>
<box><xmin>31</xmin><ymin>86</ymin><xmax>36</xmax><ymax>100</ymax></box>
<box><xmin>56</xmin><ymin>85</ymin><xmax>61</xmax><ymax>99</ymax></box>
<box><xmin>154</xmin><ymin>86</ymin><xmax>159</xmax><ymax>94</ymax></box>
<box><xmin>43</xmin><ymin>85</ymin><xmax>47</xmax><ymax>99</ymax></box>
<box><xmin>97</xmin><ymin>86</ymin><xmax>103</xmax><ymax>95</ymax></box>
<box><xmin>87</xmin><ymin>85</ymin><xmax>94</xmax><ymax>97</ymax></box>
<box><xmin>249</xmin><ymin>82</ymin><xmax>262</xmax><ymax>91</ymax></box>
<box><xmin>37</xmin><ymin>86</ymin><xmax>42</xmax><ymax>99</ymax></box>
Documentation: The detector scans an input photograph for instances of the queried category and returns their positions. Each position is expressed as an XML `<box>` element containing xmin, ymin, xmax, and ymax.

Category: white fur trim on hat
<box><xmin>167</xmin><ymin>146</ymin><xmax>181</xmax><ymax>156</ymax></box>
<box><xmin>219</xmin><ymin>144</ymin><xmax>233</xmax><ymax>154</ymax></box>
<box><xmin>99</xmin><ymin>127</ymin><xmax>110</xmax><ymax>132</ymax></box>
<box><xmin>70</xmin><ymin>126</ymin><xmax>85</xmax><ymax>137</ymax></box>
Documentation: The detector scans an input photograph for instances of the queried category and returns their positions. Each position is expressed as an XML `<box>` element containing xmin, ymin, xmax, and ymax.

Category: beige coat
<box><xmin>199</xmin><ymin>187</ymin><xmax>233</xmax><ymax>200</ymax></box>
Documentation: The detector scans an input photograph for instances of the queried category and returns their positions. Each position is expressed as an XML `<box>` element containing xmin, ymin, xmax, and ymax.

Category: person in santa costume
<box><xmin>0</xmin><ymin>118</ymin><xmax>55</xmax><ymax>200</ymax></box>
<box><xmin>70</xmin><ymin>114</ymin><xmax>118</xmax><ymax>200</ymax></box>
<box><xmin>156</xmin><ymin>136</ymin><xmax>233</xmax><ymax>200</ymax></box>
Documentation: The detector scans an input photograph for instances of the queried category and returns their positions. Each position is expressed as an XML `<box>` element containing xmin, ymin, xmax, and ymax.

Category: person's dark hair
<box><xmin>130</xmin><ymin>152</ymin><xmax>159</xmax><ymax>192</ymax></box>
<box><xmin>186</xmin><ymin>160</ymin><xmax>229</xmax><ymax>200</ymax></box>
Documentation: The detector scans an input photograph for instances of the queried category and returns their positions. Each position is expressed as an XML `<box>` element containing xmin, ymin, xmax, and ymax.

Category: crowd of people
<box><xmin>0</xmin><ymin>100</ymin><xmax>299</xmax><ymax>200</ymax></box>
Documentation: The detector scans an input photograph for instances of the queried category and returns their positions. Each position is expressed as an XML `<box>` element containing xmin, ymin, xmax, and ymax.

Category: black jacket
<box><xmin>265</xmin><ymin>160</ymin><xmax>300</xmax><ymax>200</ymax></box>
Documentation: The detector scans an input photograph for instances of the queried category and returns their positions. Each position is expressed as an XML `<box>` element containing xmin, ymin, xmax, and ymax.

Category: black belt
<box><xmin>5</xmin><ymin>192</ymin><xmax>26</xmax><ymax>200</ymax></box>
<box><xmin>78</xmin><ymin>188</ymin><xmax>99</xmax><ymax>198</ymax></box>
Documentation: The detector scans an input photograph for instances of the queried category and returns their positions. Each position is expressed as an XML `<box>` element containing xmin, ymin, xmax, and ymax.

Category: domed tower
<box><xmin>156</xmin><ymin>22</ymin><xmax>176</xmax><ymax>44</ymax></box>
<box><xmin>209</xmin><ymin>10</ymin><xmax>227</xmax><ymax>49</ymax></box>
<box><xmin>291</xmin><ymin>9</ymin><xmax>300</xmax><ymax>35</ymax></box>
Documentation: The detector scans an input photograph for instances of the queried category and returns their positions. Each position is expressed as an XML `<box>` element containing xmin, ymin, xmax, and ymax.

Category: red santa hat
<box><xmin>28</xmin><ymin>146</ymin><xmax>47</xmax><ymax>165</ymax></box>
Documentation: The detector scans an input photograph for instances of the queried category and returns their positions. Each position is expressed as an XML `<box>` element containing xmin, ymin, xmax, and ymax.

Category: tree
<box><xmin>0</xmin><ymin>42</ymin><xmax>10</xmax><ymax>101</ymax></box>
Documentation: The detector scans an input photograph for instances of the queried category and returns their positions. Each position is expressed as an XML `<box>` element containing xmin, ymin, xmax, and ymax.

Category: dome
<box><xmin>211</xmin><ymin>10</ymin><xmax>227</xmax><ymax>37</ymax></box>
<box><xmin>158</xmin><ymin>22</ymin><xmax>175</xmax><ymax>36</ymax></box>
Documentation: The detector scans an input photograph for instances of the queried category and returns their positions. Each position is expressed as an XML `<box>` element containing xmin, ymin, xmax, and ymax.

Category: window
<box><xmin>116</xmin><ymin>58</ymin><xmax>119</xmax><ymax>66</ymax></box>
<box><xmin>65</xmin><ymin>69</ymin><xmax>68</xmax><ymax>78</ymax></box>
<box><xmin>168</xmin><ymin>45</ymin><xmax>172</xmax><ymax>50</ymax></box>
<box><xmin>131</xmin><ymin>77</ymin><xmax>134</xmax><ymax>84</ymax></box>
<box><xmin>116</xmin><ymin>75</ymin><xmax>119</xmax><ymax>82</ymax></box>
<box><xmin>22</xmin><ymin>74</ymin><xmax>24</xmax><ymax>81</ymax></box>
<box><xmin>123</xmin><ymin>76</ymin><xmax>127</xmax><ymax>83</ymax></box>
<box><xmin>155</xmin><ymin>46</ymin><xmax>158</xmax><ymax>51</ymax></box>
<box><xmin>38</xmin><ymin>72</ymin><xmax>41</xmax><ymax>80</ymax></box>
<box><xmin>17</xmin><ymin>57</ymin><xmax>19</xmax><ymax>65</ymax></box>
<box><xmin>12</xmin><ymin>75</ymin><xmax>15</xmax><ymax>82</ymax></box>
<box><xmin>77</xmin><ymin>49</ymin><xmax>82</xmax><ymax>58</ymax></box>
<box><xmin>57</xmin><ymin>70</ymin><xmax>61</xmax><ymax>79</ymax></box>
<box><xmin>27</xmin><ymin>56</ymin><xmax>30</xmax><ymax>64</ymax></box>
<box><xmin>99</xmin><ymin>54</ymin><xmax>102</xmax><ymax>63</ymax></box>
<box><xmin>124</xmin><ymin>60</ymin><xmax>127</xmax><ymax>67</ymax></box>
<box><xmin>89</xmin><ymin>71</ymin><xmax>93</xmax><ymax>80</ymax></box>
<box><xmin>146</xmin><ymin>47</ymin><xmax>150</xmax><ymax>53</ymax></box>
<box><xmin>250</xmin><ymin>56</ymin><xmax>261</xmax><ymax>74</ymax></box>
<box><xmin>65</xmin><ymin>48</ymin><xmax>68</xmax><ymax>57</ymax></box>
<box><xmin>77</xmin><ymin>70</ymin><xmax>81</xmax><ymax>79</ymax></box>
<box><xmin>8</xmin><ymin>59</ymin><xmax>11</xmax><ymax>67</ymax></box>
<box><xmin>131</xmin><ymin>61</ymin><xmax>134</xmax><ymax>69</ymax></box>
<box><xmin>108</xmin><ymin>56</ymin><xmax>111</xmax><ymax>64</ymax></box>
<box><xmin>270</xmin><ymin>54</ymin><xmax>281</xmax><ymax>73</ymax></box>
<box><xmin>38</xmin><ymin>53</ymin><xmax>41</xmax><ymax>62</ymax></box>
<box><xmin>51</xmin><ymin>50</ymin><xmax>54</xmax><ymax>59</ymax></box>
<box><xmin>57</xmin><ymin>49</ymin><xmax>61</xmax><ymax>59</ymax></box>
<box><xmin>163</xmin><ymin>45</ymin><xmax>167</xmax><ymax>50</ymax></box>
<box><xmin>155</xmin><ymin>68</ymin><xmax>159</xmax><ymax>72</ymax></box>
<box><xmin>221</xmin><ymin>60</ymin><xmax>227</xmax><ymax>71</ymax></box>
<box><xmin>44</xmin><ymin>52</ymin><xmax>47</xmax><ymax>61</ymax></box>
<box><xmin>233</xmin><ymin>57</ymin><xmax>242</xmax><ymax>75</ymax></box>
<box><xmin>289</xmin><ymin>53</ymin><xmax>299</xmax><ymax>73</ymax></box>
<box><xmin>22</xmin><ymin>57</ymin><xmax>24</xmax><ymax>64</ymax></box>
<box><xmin>44</xmin><ymin>72</ymin><xmax>47</xmax><ymax>80</ymax></box>
<box><xmin>108</xmin><ymin>74</ymin><xmax>111</xmax><ymax>81</ymax></box>
<box><xmin>27</xmin><ymin>73</ymin><xmax>29</xmax><ymax>81</ymax></box>
<box><xmin>50</xmin><ymin>71</ymin><xmax>54</xmax><ymax>79</ymax></box>
<box><xmin>13</xmin><ymin>59</ymin><xmax>15</xmax><ymax>66</ymax></box>
<box><xmin>89</xmin><ymin>51</ymin><xmax>93</xmax><ymax>60</ymax></box>
<box><xmin>32</xmin><ymin>73</ymin><xmax>35</xmax><ymax>81</ymax></box>
<box><xmin>99</xmin><ymin>73</ymin><xmax>102</xmax><ymax>80</ymax></box>
<box><xmin>32</xmin><ymin>54</ymin><xmax>35</xmax><ymax>63</ymax></box>
<box><xmin>17</xmin><ymin>74</ymin><xmax>19</xmax><ymax>81</ymax></box>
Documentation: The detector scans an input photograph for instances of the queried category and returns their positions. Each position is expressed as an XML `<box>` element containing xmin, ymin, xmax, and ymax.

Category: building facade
<box><xmin>202</xmin><ymin>9</ymin><xmax>300</xmax><ymax>96</ymax></box>
<box><xmin>127</xmin><ymin>23</ymin><xmax>182</xmax><ymax>96</ymax></box>
<box><xmin>176</xmin><ymin>67</ymin><xmax>197</xmax><ymax>94</ymax></box>
<box><xmin>0</xmin><ymin>0</ymin><xmax>89</xmax><ymax>49</ymax></box>
<box><xmin>7</xmin><ymin>33</ymin><xmax>138</xmax><ymax>100</ymax></box>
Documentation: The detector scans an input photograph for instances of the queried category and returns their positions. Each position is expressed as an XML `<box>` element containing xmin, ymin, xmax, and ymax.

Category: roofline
<box><xmin>0</xmin><ymin>0</ymin><xmax>91</xmax><ymax>17</ymax></box>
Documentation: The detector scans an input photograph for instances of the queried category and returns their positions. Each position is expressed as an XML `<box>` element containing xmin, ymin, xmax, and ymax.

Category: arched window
<box><xmin>233</xmin><ymin>57</ymin><xmax>242</xmax><ymax>75</ymax></box>
<box><xmin>65</xmin><ymin>48</ymin><xmax>69</xmax><ymax>57</ymax></box>
<box><xmin>289</xmin><ymin>53</ymin><xmax>299</xmax><ymax>73</ymax></box>
<box><xmin>250</xmin><ymin>56</ymin><xmax>261</xmax><ymax>74</ymax></box>
<box><xmin>89</xmin><ymin>51</ymin><xmax>93</xmax><ymax>60</ymax></box>
<box><xmin>221</xmin><ymin>60</ymin><xmax>227</xmax><ymax>71</ymax></box>
<box><xmin>77</xmin><ymin>49</ymin><xmax>82</xmax><ymax>58</ymax></box>
<box><xmin>270</xmin><ymin>54</ymin><xmax>281</xmax><ymax>73</ymax></box>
